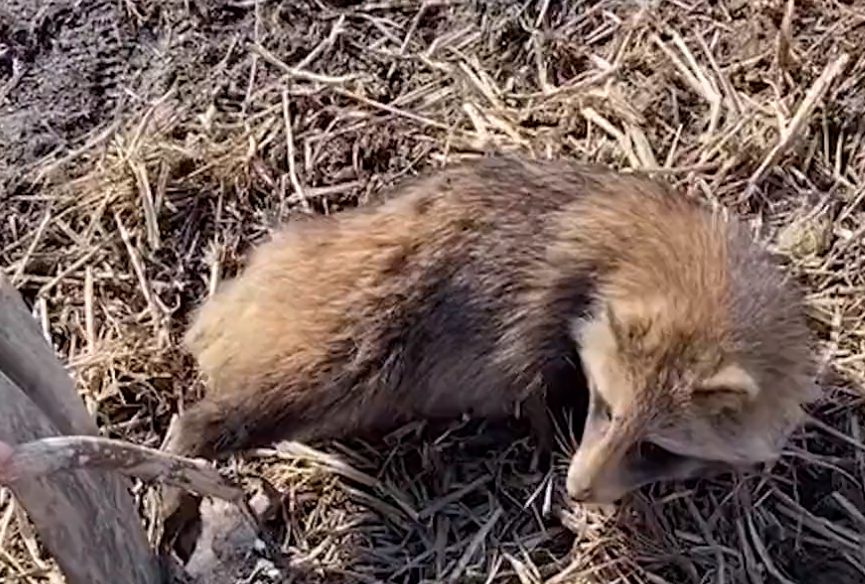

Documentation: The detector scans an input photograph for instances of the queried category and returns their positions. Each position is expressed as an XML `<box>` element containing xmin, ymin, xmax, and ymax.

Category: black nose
<box><xmin>568</xmin><ymin>486</ymin><xmax>593</xmax><ymax>502</ymax></box>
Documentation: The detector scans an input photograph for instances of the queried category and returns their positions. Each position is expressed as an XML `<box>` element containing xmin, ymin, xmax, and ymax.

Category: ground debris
<box><xmin>1</xmin><ymin>0</ymin><xmax>865</xmax><ymax>582</ymax></box>
<box><xmin>182</xmin><ymin>494</ymin><xmax>285</xmax><ymax>584</ymax></box>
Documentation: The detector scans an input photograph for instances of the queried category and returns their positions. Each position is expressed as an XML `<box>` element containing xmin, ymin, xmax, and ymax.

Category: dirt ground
<box><xmin>2</xmin><ymin>0</ymin><xmax>865</xmax><ymax>582</ymax></box>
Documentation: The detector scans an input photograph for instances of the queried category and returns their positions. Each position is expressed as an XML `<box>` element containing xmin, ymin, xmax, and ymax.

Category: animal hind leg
<box><xmin>163</xmin><ymin>387</ymin><xmax>321</xmax><ymax>461</ymax></box>
<box><xmin>159</xmin><ymin>388</ymin><xmax>319</xmax><ymax>554</ymax></box>
<box><xmin>159</xmin><ymin>394</ymin><xmax>260</xmax><ymax>554</ymax></box>
<box><xmin>162</xmin><ymin>396</ymin><xmax>248</xmax><ymax>461</ymax></box>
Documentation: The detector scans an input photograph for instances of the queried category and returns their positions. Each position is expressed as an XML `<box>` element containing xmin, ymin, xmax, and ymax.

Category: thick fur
<box><xmin>562</xmin><ymin>177</ymin><xmax>819</xmax><ymax>502</ymax></box>
<box><xmin>168</xmin><ymin>156</ymin><xmax>599</xmax><ymax>460</ymax></box>
<box><xmin>166</xmin><ymin>155</ymin><xmax>818</xmax><ymax>505</ymax></box>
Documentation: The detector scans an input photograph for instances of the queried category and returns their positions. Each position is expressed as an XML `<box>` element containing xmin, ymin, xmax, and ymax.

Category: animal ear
<box><xmin>693</xmin><ymin>364</ymin><xmax>760</xmax><ymax>414</ymax></box>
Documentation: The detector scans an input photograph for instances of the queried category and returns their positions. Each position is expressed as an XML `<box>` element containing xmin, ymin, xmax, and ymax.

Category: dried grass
<box><xmin>2</xmin><ymin>0</ymin><xmax>865</xmax><ymax>582</ymax></box>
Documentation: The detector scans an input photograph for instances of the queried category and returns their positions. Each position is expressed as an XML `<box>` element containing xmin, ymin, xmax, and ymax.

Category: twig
<box><xmin>32</xmin><ymin>118</ymin><xmax>124</xmax><ymax>185</ymax></box>
<box><xmin>0</xmin><ymin>436</ymin><xmax>244</xmax><ymax>504</ymax></box>
<box><xmin>332</xmin><ymin>86</ymin><xmax>455</xmax><ymax>132</ymax></box>
<box><xmin>83</xmin><ymin>266</ymin><xmax>96</xmax><ymax>354</ymax></box>
<box><xmin>744</xmin><ymin>53</ymin><xmax>850</xmax><ymax>199</ymax></box>
<box><xmin>10</xmin><ymin>207</ymin><xmax>52</xmax><ymax>286</ymax></box>
<box><xmin>249</xmin><ymin>42</ymin><xmax>360</xmax><ymax>84</ymax></box>
<box><xmin>446</xmin><ymin>507</ymin><xmax>503</xmax><ymax>584</ymax></box>
<box><xmin>36</xmin><ymin>246</ymin><xmax>101</xmax><ymax>299</ymax></box>
<box><xmin>287</xmin><ymin>180</ymin><xmax>363</xmax><ymax>204</ymax></box>
<box><xmin>295</xmin><ymin>14</ymin><xmax>346</xmax><ymax>72</ymax></box>
<box><xmin>113</xmin><ymin>212</ymin><xmax>163</xmax><ymax>326</ymax></box>
<box><xmin>130</xmin><ymin>160</ymin><xmax>161</xmax><ymax>251</ymax></box>
<box><xmin>282</xmin><ymin>89</ymin><xmax>310</xmax><ymax>212</ymax></box>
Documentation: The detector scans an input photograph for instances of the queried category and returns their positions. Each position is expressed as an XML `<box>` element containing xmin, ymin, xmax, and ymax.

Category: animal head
<box><xmin>564</xmin><ymin>217</ymin><xmax>819</xmax><ymax>505</ymax></box>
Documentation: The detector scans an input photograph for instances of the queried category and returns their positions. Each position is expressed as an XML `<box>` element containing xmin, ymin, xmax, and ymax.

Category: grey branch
<box><xmin>0</xmin><ymin>435</ymin><xmax>246</xmax><ymax>505</ymax></box>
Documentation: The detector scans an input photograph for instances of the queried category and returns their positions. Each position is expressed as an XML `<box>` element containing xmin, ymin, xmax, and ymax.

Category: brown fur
<box><xmin>562</xmin><ymin>178</ymin><xmax>819</xmax><ymax>502</ymax></box>
<box><xmin>166</xmin><ymin>155</ymin><xmax>819</xmax><ymax>504</ymax></box>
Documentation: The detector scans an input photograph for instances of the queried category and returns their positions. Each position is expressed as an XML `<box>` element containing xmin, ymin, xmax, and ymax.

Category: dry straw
<box><xmin>1</xmin><ymin>0</ymin><xmax>865</xmax><ymax>582</ymax></box>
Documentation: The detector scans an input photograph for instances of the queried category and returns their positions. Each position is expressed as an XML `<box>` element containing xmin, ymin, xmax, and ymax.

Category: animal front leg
<box><xmin>522</xmin><ymin>387</ymin><xmax>554</xmax><ymax>472</ymax></box>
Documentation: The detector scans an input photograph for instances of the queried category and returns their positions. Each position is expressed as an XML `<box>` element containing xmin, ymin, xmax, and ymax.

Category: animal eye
<box><xmin>636</xmin><ymin>441</ymin><xmax>679</xmax><ymax>466</ymax></box>
<box><xmin>590</xmin><ymin>392</ymin><xmax>612</xmax><ymax>422</ymax></box>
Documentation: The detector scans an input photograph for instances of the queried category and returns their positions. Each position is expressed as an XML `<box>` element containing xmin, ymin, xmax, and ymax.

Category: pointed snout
<box><xmin>566</xmin><ymin>451</ymin><xmax>596</xmax><ymax>501</ymax></box>
<box><xmin>566</xmin><ymin>460</ymin><xmax>631</xmax><ymax>504</ymax></box>
<box><xmin>565</xmin><ymin>401</ymin><xmax>654</xmax><ymax>504</ymax></box>
<box><xmin>566</xmin><ymin>481</ymin><xmax>594</xmax><ymax>503</ymax></box>
<box><xmin>566</xmin><ymin>434</ymin><xmax>632</xmax><ymax>505</ymax></box>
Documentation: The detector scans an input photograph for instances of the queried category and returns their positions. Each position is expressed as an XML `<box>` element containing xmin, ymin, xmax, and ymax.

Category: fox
<box><xmin>164</xmin><ymin>154</ymin><xmax>819</xmax><ymax>505</ymax></box>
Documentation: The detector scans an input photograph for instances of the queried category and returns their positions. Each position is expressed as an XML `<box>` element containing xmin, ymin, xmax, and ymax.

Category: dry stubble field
<box><xmin>1</xmin><ymin>0</ymin><xmax>865</xmax><ymax>582</ymax></box>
